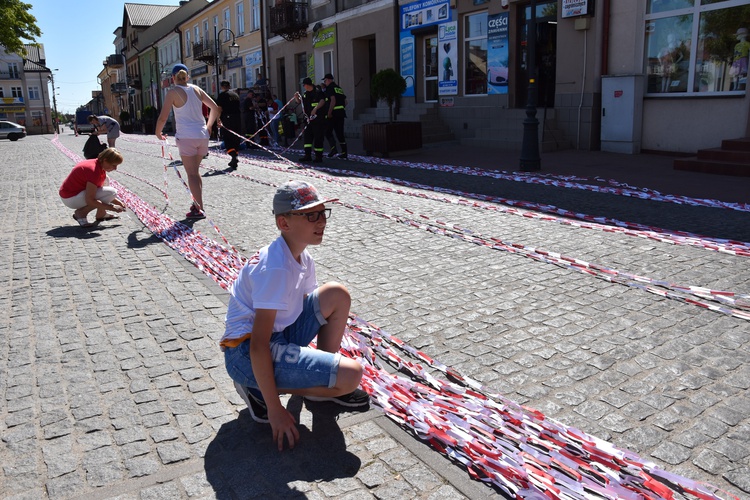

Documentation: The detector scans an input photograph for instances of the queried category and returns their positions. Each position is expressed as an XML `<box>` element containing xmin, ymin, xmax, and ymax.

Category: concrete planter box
<box><xmin>362</xmin><ymin>122</ymin><xmax>422</xmax><ymax>157</ymax></box>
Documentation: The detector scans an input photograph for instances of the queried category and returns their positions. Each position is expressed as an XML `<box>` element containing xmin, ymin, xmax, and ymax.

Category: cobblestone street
<box><xmin>1</xmin><ymin>133</ymin><xmax>748</xmax><ymax>499</ymax></box>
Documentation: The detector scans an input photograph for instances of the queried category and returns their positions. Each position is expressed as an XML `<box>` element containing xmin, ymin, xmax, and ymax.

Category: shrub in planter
<box><xmin>363</xmin><ymin>69</ymin><xmax>421</xmax><ymax>156</ymax></box>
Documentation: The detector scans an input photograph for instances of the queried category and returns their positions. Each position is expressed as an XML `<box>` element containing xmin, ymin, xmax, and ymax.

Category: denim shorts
<box><xmin>224</xmin><ymin>289</ymin><xmax>341</xmax><ymax>390</ymax></box>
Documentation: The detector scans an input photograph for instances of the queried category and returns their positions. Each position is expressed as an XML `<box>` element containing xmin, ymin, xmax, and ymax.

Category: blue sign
<box><xmin>400</xmin><ymin>0</ymin><xmax>451</xmax><ymax>31</ymax></box>
<box><xmin>487</xmin><ymin>12</ymin><xmax>509</xmax><ymax>94</ymax></box>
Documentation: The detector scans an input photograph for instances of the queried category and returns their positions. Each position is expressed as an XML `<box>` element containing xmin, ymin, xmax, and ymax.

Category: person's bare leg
<box><xmin>181</xmin><ymin>154</ymin><xmax>204</xmax><ymax>209</ymax></box>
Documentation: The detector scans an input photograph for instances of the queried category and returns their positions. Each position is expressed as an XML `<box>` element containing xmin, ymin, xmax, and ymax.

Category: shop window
<box><xmin>645</xmin><ymin>0</ymin><xmax>750</xmax><ymax>94</ymax></box>
<box><xmin>464</xmin><ymin>11</ymin><xmax>488</xmax><ymax>95</ymax></box>
<box><xmin>32</xmin><ymin>111</ymin><xmax>42</xmax><ymax>126</ymax></box>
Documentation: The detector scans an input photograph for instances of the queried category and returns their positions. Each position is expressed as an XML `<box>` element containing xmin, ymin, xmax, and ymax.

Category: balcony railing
<box><xmin>193</xmin><ymin>41</ymin><xmax>215</xmax><ymax>64</ymax></box>
<box><xmin>270</xmin><ymin>1</ymin><xmax>309</xmax><ymax>41</ymax></box>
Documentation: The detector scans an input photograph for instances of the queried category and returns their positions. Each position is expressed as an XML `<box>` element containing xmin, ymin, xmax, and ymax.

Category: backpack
<box><xmin>83</xmin><ymin>134</ymin><xmax>107</xmax><ymax>159</ymax></box>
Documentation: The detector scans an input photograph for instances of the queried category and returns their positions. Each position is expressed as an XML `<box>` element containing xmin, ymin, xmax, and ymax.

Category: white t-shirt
<box><xmin>222</xmin><ymin>236</ymin><xmax>318</xmax><ymax>342</ymax></box>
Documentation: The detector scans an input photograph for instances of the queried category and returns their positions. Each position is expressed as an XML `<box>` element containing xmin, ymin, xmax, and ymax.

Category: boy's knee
<box><xmin>320</xmin><ymin>282</ymin><xmax>350</xmax><ymax>308</ymax></box>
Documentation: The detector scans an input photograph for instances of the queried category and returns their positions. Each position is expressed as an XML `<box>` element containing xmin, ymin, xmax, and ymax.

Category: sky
<box><xmin>27</xmin><ymin>0</ymin><xmax>198</xmax><ymax>114</ymax></box>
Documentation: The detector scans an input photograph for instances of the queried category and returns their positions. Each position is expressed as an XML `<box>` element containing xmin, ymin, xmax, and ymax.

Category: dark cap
<box><xmin>302</xmin><ymin>77</ymin><xmax>313</xmax><ymax>86</ymax></box>
<box><xmin>273</xmin><ymin>180</ymin><xmax>337</xmax><ymax>215</ymax></box>
<box><xmin>172</xmin><ymin>63</ymin><xmax>188</xmax><ymax>76</ymax></box>
<box><xmin>220</xmin><ymin>80</ymin><xmax>230</xmax><ymax>87</ymax></box>
<box><xmin>323</xmin><ymin>73</ymin><xmax>334</xmax><ymax>80</ymax></box>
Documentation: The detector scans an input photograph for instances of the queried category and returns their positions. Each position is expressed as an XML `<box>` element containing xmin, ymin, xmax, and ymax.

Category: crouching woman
<box><xmin>59</xmin><ymin>148</ymin><xmax>126</xmax><ymax>227</ymax></box>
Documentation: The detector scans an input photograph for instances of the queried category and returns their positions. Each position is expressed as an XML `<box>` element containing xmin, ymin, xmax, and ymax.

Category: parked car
<box><xmin>0</xmin><ymin>121</ymin><xmax>27</xmax><ymax>141</ymax></box>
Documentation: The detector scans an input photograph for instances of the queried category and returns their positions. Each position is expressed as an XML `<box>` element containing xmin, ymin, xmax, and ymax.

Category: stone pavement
<box><xmin>1</xmin><ymin>133</ymin><xmax>748</xmax><ymax>499</ymax></box>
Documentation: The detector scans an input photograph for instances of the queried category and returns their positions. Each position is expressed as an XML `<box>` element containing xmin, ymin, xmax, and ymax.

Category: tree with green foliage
<box><xmin>0</xmin><ymin>0</ymin><xmax>42</xmax><ymax>56</ymax></box>
<box><xmin>370</xmin><ymin>69</ymin><xmax>406</xmax><ymax>122</ymax></box>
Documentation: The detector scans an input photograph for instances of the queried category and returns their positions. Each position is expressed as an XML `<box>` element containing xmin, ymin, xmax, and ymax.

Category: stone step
<box><xmin>673</xmin><ymin>158</ymin><xmax>750</xmax><ymax>177</ymax></box>
<box><xmin>722</xmin><ymin>137</ymin><xmax>750</xmax><ymax>151</ymax></box>
<box><xmin>697</xmin><ymin>147</ymin><xmax>750</xmax><ymax>163</ymax></box>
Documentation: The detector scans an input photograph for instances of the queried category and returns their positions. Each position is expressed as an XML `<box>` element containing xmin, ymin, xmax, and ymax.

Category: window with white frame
<box><xmin>186</xmin><ymin>30</ymin><xmax>192</xmax><ymax>56</ymax></box>
<box><xmin>464</xmin><ymin>11</ymin><xmax>488</xmax><ymax>95</ymax></box>
<box><xmin>9</xmin><ymin>63</ymin><xmax>19</xmax><ymax>78</ymax></box>
<box><xmin>645</xmin><ymin>0</ymin><xmax>750</xmax><ymax>94</ymax></box>
<box><xmin>0</xmin><ymin>88</ymin><xmax>4</xmax><ymax>98</ymax></box>
<box><xmin>194</xmin><ymin>26</ymin><xmax>200</xmax><ymax>46</ymax></box>
<box><xmin>11</xmin><ymin>87</ymin><xmax>22</xmax><ymax>99</ymax></box>
<box><xmin>323</xmin><ymin>50</ymin><xmax>333</xmax><ymax>77</ymax></box>
<box><xmin>204</xmin><ymin>20</ymin><xmax>210</xmax><ymax>42</ymax></box>
<box><xmin>237</xmin><ymin>2</ymin><xmax>245</xmax><ymax>35</ymax></box>
<box><xmin>224</xmin><ymin>9</ymin><xmax>231</xmax><ymax>39</ymax></box>
<box><xmin>28</xmin><ymin>86</ymin><xmax>40</xmax><ymax>100</ymax></box>
<box><xmin>251</xmin><ymin>0</ymin><xmax>260</xmax><ymax>32</ymax></box>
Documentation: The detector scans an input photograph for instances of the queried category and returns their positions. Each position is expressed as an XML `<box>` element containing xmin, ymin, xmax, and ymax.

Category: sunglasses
<box><xmin>287</xmin><ymin>208</ymin><xmax>331</xmax><ymax>222</ymax></box>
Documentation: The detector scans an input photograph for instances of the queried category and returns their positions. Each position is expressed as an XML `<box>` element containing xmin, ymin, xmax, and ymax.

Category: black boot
<box><xmin>327</xmin><ymin>146</ymin><xmax>337</xmax><ymax>158</ymax></box>
<box><xmin>227</xmin><ymin>152</ymin><xmax>238</xmax><ymax>170</ymax></box>
<box><xmin>298</xmin><ymin>147</ymin><xmax>312</xmax><ymax>162</ymax></box>
<box><xmin>313</xmin><ymin>151</ymin><xmax>323</xmax><ymax>163</ymax></box>
<box><xmin>338</xmin><ymin>143</ymin><xmax>348</xmax><ymax>159</ymax></box>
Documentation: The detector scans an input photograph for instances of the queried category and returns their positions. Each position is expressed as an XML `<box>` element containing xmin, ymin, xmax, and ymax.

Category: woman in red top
<box><xmin>59</xmin><ymin>148</ymin><xmax>126</xmax><ymax>227</ymax></box>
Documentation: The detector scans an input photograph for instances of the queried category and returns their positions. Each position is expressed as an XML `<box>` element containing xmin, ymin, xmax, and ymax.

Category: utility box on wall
<box><xmin>601</xmin><ymin>75</ymin><xmax>644</xmax><ymax>154</ymax></box>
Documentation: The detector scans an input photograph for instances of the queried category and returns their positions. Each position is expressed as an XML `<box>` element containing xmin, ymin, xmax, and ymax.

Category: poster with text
<box><xmin>487</xmin><ymin>12</ymin><xmax>509</xmax><ymax>95</ymax></box>
<box><xmin>400</xmin><ymin>32</ymin><xmax>416</xmax><ymax>97</ymax></box>
<box><xmin>438</xmin><ymin>21</ymin><xmax>458</xmax><ymax>96</ymax></box>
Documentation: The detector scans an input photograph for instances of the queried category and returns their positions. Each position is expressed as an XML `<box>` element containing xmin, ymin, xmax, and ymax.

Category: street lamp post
<box><xmin>48</xmin><ymin>69</ymin><xmax>60</xmax><ymax>134</ymax></box>
<box><xmin>214</xmin><ymin>27</ymin><xmax>240</xmax><ymax>98</ymax></box>
<box><xmin>519</xmin><ymin>0</ymin><xmax>541</xmax><ymax>172</ymax></box>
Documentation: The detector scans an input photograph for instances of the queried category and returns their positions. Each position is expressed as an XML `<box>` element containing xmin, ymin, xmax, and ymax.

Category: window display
<box><xmin>464</xmin><ymin>12</ymin><xmax>488</xmax><ymax>95</ymax></box>
<box><xmin>645</xmin><ymin>0</ymin><xmax>750</xmax><ymax>94</ymax></box>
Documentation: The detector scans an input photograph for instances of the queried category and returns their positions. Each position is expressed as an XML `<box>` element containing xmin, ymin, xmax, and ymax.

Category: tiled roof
<box><xmin>124</xmin><ymin>3</ymin><xmax>180</xmax><ymax>28</ymax></box>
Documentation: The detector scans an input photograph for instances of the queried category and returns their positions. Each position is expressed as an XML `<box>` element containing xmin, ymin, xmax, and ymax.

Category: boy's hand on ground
<box><xmin>269</xmin><ymin>406</ymin><xmax>299</xmax><ymax>451</ymax></box>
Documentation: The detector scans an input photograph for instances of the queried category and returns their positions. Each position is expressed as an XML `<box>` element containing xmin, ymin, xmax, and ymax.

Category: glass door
<box><xmin>517</xmin><ymin>1</ymin><xmax>557</xmax><ymax>108</ymax></box>
<box><xmin>425</xmin><ymin>36</ymin><xmax>439</xmax><ymax>102</ymax></box>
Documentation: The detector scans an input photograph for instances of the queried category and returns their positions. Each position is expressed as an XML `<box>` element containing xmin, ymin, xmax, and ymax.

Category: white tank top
<box><xmin>173</xmin><ymin>84</ymin><xmax>209</xmax><ymax>139</ymax></box>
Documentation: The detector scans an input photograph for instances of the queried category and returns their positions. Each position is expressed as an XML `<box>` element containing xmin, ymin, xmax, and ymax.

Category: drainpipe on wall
<box><xmin>260</xmin><ymin>4</ymin><xmax>268</xmax><ymax>84</ymax></box>
<box><xmin>601</xmin><ymin>0</ymin><xmax>610</xmax><ymax>77</ymax></box>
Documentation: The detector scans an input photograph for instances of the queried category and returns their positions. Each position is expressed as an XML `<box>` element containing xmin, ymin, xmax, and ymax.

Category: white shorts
<box><xmin>60</xmin><ymin>186</ymin><xmax>118</xmax><ymax>210</ymax></box>
<box><xmin>175</xmin><ymin>137</ymin><xmax>209</xmax><ymax>157</ymax></box>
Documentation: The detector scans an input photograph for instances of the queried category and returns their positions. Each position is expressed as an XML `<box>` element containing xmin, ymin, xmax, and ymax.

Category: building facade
<box><xmin>0</xmin><ymin>45</ymin><xmax>54</xmax><ymax>135</ymax></box>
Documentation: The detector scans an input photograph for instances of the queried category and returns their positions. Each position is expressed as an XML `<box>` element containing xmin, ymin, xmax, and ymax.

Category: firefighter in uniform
<box><xmin>216</xmin><ymin>81</ymin><xmax>242</xmax><ymax>170</ymax></box>
<box><xmin>322</xmin><ymin>73</ymin><xmax>348</xmax><ymax>159</ymax></box>
<box><xmin>297</xmin><ymin>77</ymin><xmax>328</xmax><ymax>163</ymax></box>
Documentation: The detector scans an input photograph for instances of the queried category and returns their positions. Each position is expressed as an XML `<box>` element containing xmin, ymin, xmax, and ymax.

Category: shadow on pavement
<box><xmin>127</xmin><ymin>229</ymin><xmax>163</xmax><ymax>249</ymax></box>
<box><xmin>46</xmin><ymin>225</ymin><xmax>120</xmax><ymax>239</ymax></box>
<box><xmin>205</xmin><ymin>396</ymin><xmax>361</xmax><ymax>498</ymax></box>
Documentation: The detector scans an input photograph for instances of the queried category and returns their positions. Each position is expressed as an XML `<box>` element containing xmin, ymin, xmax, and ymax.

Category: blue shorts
<box><xmin>224</xmin><ymin>289</ymin><xmax>341</xmax><ymax>391</ymax></box>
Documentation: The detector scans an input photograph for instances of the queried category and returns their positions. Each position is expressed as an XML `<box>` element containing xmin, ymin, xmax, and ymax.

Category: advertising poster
<box><xmin>438</xmin><ymin>21</ymin><xmax>457</xmax><ymax>96</ymax></box>
<box><xmin>487</xmin><ymin>12</ymin><xmax>509</xmax><ymax>95</ymax></box>
<box><xmin>400</xmin><ymin>32</ymin><xmax>416</xmax><ymax>97</ymax></box>
<box><xmin>399</xmin><ymin>0</ymin><xmax>452</xmax><ymax>97</ymax></box>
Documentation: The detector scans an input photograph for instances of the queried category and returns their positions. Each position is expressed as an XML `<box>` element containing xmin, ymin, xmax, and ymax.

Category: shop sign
<box><xmin>439</xmin><ymin>97</ymin><xmax>454</xmax><ymax>107</ymax></box>
<box><xmin>1</xmin><ymin>97</ymin><xmax>23</xmax><ymax>104</ymax></box>
<box><xmin>400</xmin><ymin>0</ymin><xmax>451</xmax><ymax>31</ymax></box>
<box><xmin>226</xmin><ymin>57</ymin><xmax>243</xmax><ymax>69</ymax></box>
<box><xmin>0</xmin><ymin>106</ymin><xmax>25</xmax><ymax>113</ymax></box>
<box><xmin>313</xmin><ymin>27</ymin><xmax>335</xmax><ymax>49</ymax></box>
<box><xmin>192</xmin><ymin>65</ymin><xmax>209</xmax><ymax>76</ymax></box>
<box><xmin>245</xmin><ymin>50</ymin><xmax>262</xmax><ymax>67</ymax></box>
<box><xmin>399</xmin><ymin>33</ymin><xmax>416</xmax><ymax>97</ymax></box>
<box><xmin>562</xmin><ymin>0</ymin><xmax>593</xmax><ymax>18</ymax></box>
